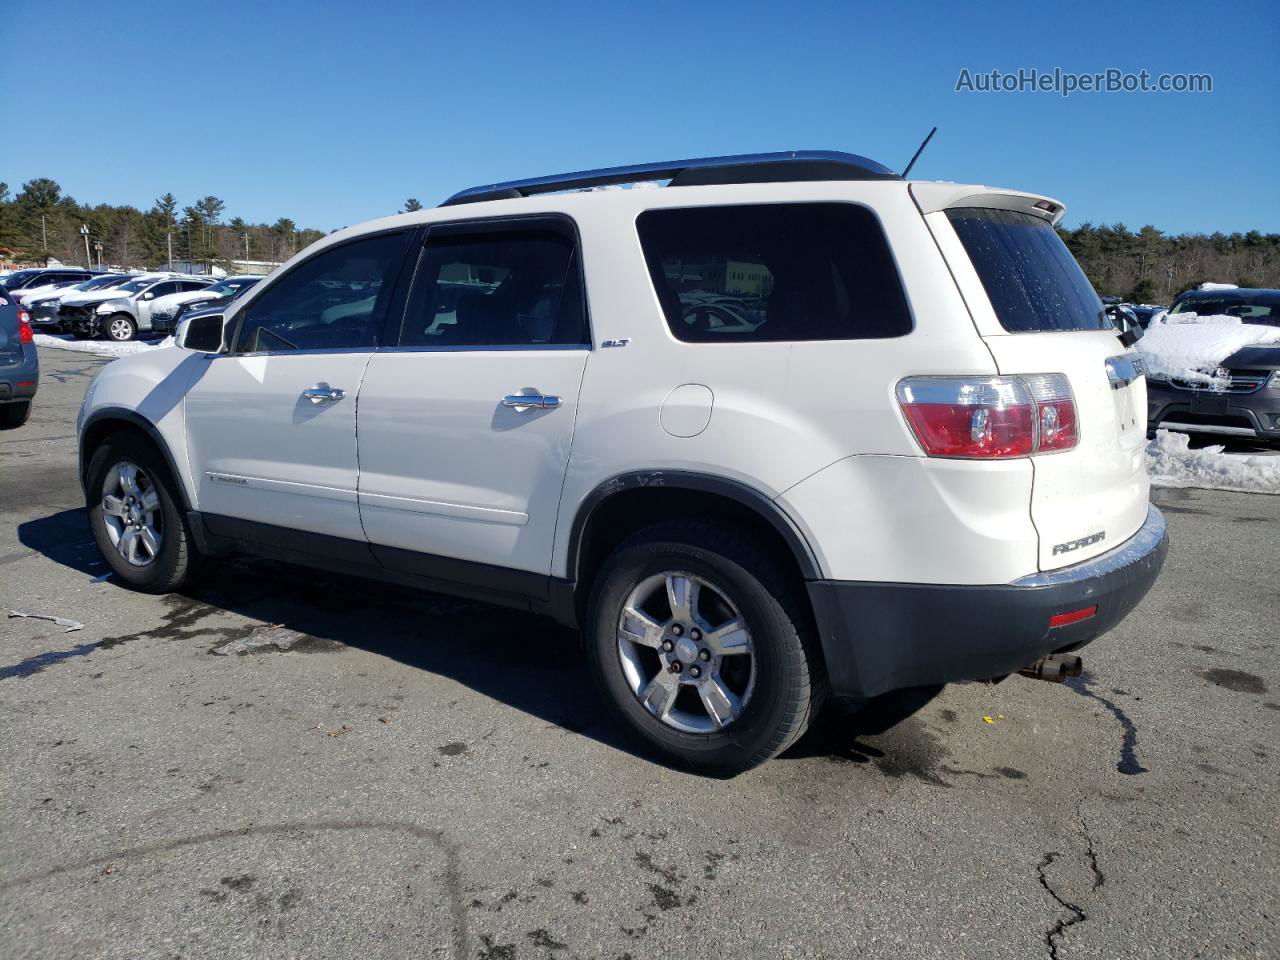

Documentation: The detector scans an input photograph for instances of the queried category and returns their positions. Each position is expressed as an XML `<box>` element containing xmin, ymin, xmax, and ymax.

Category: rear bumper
<box><xmin>807</xmin><ymin>505</ymin><xmax>1168</xmax><ymax>700</ymax></box>
<box><xmin>0</xmin><ymin>348</ymin><xmax>39</xmax><ymax>401</ymax></box>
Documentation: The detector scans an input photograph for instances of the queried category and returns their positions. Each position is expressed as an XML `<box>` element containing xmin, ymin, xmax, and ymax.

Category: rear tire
<box><xmin>586</xmin><ymin>520</ymin><xmax>825</xmax><ymax>774</ymax></box>
<box><xmin>0</xmin><ymin>401</ymin><xmax>31</xmax><ymax>430</ymax></box>
<box><xmin>102</xmin><ymin>313</ymin><xmax>137</xmax><ymax>342</ymax></box>
<box><xmin>86</xmin><ymin>433</ymin><xmax>199</xmax><ymax>592</ymax></box>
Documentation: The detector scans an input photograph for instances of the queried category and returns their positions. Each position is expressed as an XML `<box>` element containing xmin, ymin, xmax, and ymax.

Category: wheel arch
<box><xmin>564</xmin><ymin>471</ymin><xmax>822</xmax><ymax>619</ymax></box>
<box><xmin>79</xmin><ymin>408</ymin><xmax>192</xmax><ymax>512</ymax></box>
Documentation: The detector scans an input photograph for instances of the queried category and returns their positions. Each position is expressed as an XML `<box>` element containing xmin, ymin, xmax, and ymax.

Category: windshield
<box><xmin>946</xmin><ymin>207</ymin><xmax>1110</xmax><ymax>332</ymax></box>
<box><xmin>2</xmin><ymin>270</ymin><xmax>40</xmax><ymax>289</ymax></box>
<box><xmin>205</xmin><ymin>281</ymin><xmax>236</xmax><ymax>296</ymax></box>
<box><xmin>81</xmin><ymin>275</ymin><xmax>125</xmax><ymax>290</ymax></box>
<box><xmin>1170</xmin><ymin>292</ymin><xmax>1280</xmax><ymax>325</ymax></box>
<box><xmin>115</xmin><ymin>279</ymin><xmax>152</xmax><ymax>294</ymax></box>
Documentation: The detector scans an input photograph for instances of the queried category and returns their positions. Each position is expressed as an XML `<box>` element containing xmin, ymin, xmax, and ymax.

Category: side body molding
<box><xmin>564</xmin><ymin>470</ymin><xmax>822</xmax><ymax>583</ymax></box>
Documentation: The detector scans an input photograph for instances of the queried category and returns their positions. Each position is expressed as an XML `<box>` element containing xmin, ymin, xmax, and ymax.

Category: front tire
<box><xmin>0</xmin><ymin>401</ymin><xmax>31</xmax><ymax>430</ymax></box>
<box><xmin>86</xmin><ymin>433</ymin><xmax>199</xmax><ymax>592</ymax></box>
<box><xmin>102</xmin><ymin>313</ymin><xmax>137</xmax><ymax>342</ymax></box>
<box><xmin>586</xmin><ymin>521</ymin><xmax>825</xmax><ymax>774</ymax></box>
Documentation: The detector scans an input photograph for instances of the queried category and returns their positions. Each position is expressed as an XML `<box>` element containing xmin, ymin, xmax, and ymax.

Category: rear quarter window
<box><xmin>636</xmin><ymin>202</ymin><xmax>912</xmax><ymax>343</ymax></box>
<box><xmin>946</xmin><ymin>207</ymin><xmax>1108</xmax><ymax>333</ymax></box>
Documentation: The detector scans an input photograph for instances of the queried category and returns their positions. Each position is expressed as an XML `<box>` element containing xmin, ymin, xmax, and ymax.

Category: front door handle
<box><xmin>502</xmin><ymin>394</ymin><xmax>562</xmax><ymax>411</ymax></box>
<box><xmin>303</xmin><ymin>384</ymin><xmax>345</xmax><ymax>404</ymax></box>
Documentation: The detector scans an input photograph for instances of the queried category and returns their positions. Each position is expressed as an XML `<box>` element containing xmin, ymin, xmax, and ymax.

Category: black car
<box><xmin>1147</xmin><ymin>288</ymin><xmax>1280</xmax><ymax>445</ymax></box>
<box><xmin>1</xmin><ymin>267</ymin><xmax>94</xmax><ymax>291</ymax></box>
<box><xmin>1126</xmin><ymin>304</ymin><xmax>1167</xmax><ymax>328</ymax></box>
<box><xmin>161</xmin><ymin>275</ymin><xmax>264</xmax><ymax>332</ymax></box>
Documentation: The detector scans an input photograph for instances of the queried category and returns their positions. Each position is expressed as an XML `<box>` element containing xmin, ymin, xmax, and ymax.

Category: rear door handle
<box><xmin>502</xmin><ymin>394</ymin><xmax>562</xmax><ymax>411</ymax></box>
<box><xmin>303</xmin><ymin>384</ymin><xmax>345</xmax><ymax>404</ymax></box>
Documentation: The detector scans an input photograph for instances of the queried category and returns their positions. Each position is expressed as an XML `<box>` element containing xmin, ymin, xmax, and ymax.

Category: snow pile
<box><xmin>1198</xmin><ymin>282</ymin><xmax>1238</xmax><ymax>291</ymax></box>
<box><xmin>1147</xmin><ymin>430</ymin><xmax>1280</xmax><ymax>495</ymax></box>
<box><xmin>1136</xmin><ymin>314</ymin><xmax>1280</xmax><ymax>385</ymax></box>
<box><xmin>34</xmin><ymin>334</ymin><xmax>174</xmax><ymax>358</ymax></box>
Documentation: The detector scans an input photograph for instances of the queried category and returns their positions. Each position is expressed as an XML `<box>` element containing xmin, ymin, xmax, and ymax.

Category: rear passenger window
<box><xmin>235</xmin><ymin>231</ymin><xmax>412</xmax><ymax>353</ymax></box>
<box><xmin>399</xmin><ymin>220</ymin><xmax>587</xmax><ymax>348</ymax></box>
<box><xmin>636</xmin><ymin>203</ymin><xmax>911</xmax><ymax>342</ymax></box>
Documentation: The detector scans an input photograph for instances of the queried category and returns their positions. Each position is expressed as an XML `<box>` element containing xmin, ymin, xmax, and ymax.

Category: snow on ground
<box><xmin>1147</xmin><ymin>430</ymin><xmax>1280</xmax><ymax>495</ymax></box>
<box><xmin>34</xmin><ymin>333</ymin><xmax>174</xmax><ymax>358</ymax></box>
<box><xmin>1136</xmin><ymin>314</ymin><xmax>1280</xmax><ymax>385</ymax></box>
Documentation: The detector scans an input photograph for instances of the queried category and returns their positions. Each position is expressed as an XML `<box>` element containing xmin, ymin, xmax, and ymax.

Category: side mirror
<box><xmin>176</xmin><ymin>313</ymin><xmax>227</xmax><ymax>353</ymax></box>
<box><xmin>141</xmin><ymin>291</ymin><xmax>156</xmax><ymax>300</ymax></box>
<box><xmin>1105</xmin><ymin>304</ymin><xmax>1143</xmax><ymax>348</ymax></box>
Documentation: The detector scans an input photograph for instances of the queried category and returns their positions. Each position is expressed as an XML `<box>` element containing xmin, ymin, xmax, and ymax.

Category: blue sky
<box><xmin>5</xmin><ymin>0</ymin><xmax>1277</xmax><ymax>234</ymax></box>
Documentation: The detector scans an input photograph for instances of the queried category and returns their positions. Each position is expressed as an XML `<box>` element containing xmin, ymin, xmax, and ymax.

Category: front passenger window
<box><xmin>235</xmin><ymin>231</ymin><xmax>412</xmax><ymax>353</ymax></box>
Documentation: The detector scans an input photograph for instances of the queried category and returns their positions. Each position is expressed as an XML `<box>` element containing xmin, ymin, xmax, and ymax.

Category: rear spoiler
<box><xmin>909</xmin><ymin>182</ymin><xmax>1067</xmax><ymax>226</ymax></box>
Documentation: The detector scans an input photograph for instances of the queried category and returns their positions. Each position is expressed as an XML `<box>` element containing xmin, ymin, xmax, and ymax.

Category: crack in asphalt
<box><xmin>1036</xmin><ymin>810</ymin><xmax>1105</xmax><ymax>959</ymax></box>
<box><xmin>1037</xmin><ymin>852</ymin><xmax>1086</xmax><ymax>960</ymax></box>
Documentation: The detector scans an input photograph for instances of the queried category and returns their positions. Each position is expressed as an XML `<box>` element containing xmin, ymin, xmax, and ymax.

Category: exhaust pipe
<box><xmin>1018</xmin><ymin>654</ymin><xmax>1083</xmax><ymax>683</ymax></box>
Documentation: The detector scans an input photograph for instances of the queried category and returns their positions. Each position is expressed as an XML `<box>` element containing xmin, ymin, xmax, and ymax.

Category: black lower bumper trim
<box><xmin>807</xmin><ymin>506</ymin><xmax>1169</xmax><ymax>700</ymax></box>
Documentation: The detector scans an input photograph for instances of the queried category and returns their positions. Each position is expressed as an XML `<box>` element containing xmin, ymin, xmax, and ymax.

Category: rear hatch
<box><xmin>915</xmin><ymin>186</ymin><xmax>1149</xmax><ymax>571</ymax></box>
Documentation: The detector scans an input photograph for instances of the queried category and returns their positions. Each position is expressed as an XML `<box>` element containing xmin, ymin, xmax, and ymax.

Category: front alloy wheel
<box><xmin>100</xmin><ymin>460</ymin><xmax>163</xmax><ymax>566</ymax></box>
<box><xmin>617</xmin><ymin>571</ymin><xmax>756</xmax><ymax>732</ymax></box>
<box><xmin>104</xmin><ymin>314</ymin><xmax>137</xmax><ymax>342</ymax></box>
<box><xmin>86</xmin><ymin>433</ymin><xmax>199</xmax><ymax>592</ymax></box>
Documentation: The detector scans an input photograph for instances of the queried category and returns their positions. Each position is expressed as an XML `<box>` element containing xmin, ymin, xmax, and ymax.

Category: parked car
<box><xmin>1147</xmin><ymin>288</ymin><xmax>1280</xmax><ymax>444</ymax></box>
<box><xmin>0</xmin><ymin>289</ymin><xmax>38</xmax><ymax>429</ymax></box>
<box><xmin>62</xmin><ymin>275</ymin><xmax>212</xmax><ymax>341</ymax></box>
<box><xmin>1</xmin><ymin>267</ymin><xmax>94</xmax><ymax>294</ymax></box>
<box><xmin>27</xmin><ymin>273</ymin><xmax>134</xmax><ymax>329</ymax></box>
<box><xmin>1126</xmin><ymin>304</ymin><xmax>1167</xmax><ymax>327</ymax></box>
<box><xmin>152</xmin><ymin>275</ymin><xmax>264</xmax><ymax>333</ymax></box>
<box><xmin>57</xmin><ymin>274</ymin><xmax>175</xmax><ymax>338</ymax></box>
<box><xmin>77</xmin><ymin>151</ymin><xmax>1168</xmax><ymax>772</ymax></box>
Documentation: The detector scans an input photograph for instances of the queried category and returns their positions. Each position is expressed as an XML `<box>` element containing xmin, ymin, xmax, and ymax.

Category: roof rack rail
<box><xmin>440</xmin><ymin>150</ymin><xmax>900</xmax><ymax>206</ymax></box>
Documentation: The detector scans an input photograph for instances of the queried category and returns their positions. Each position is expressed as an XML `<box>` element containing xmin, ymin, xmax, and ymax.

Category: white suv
<box><xmin>76</xmin><ymin>151</ymin><xmax>1168</xmax><ymax>773</ymax></box>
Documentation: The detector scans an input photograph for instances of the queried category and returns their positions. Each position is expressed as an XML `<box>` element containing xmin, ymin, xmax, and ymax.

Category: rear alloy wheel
<box><xmin>103</xmin><ymin>314</ymin><xmax>137</xmax><ymax>342</ymax></box>
<box><xmin>616</xmin><ymin>571</ymin><xmax>757</xmax><ymax>733</ymax></box>
<box><xmin>87</xmin><ymin>434</ymin><xmax>199</xmax><ymax>592</ymax></box>
<box><xmin>587</xmin><ymin>521</ymin><xmax>825</xmax><ymax>774</ymax></box>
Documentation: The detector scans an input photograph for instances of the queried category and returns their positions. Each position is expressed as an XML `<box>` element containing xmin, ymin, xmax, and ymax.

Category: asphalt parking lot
<box><xmin>2</xmin><ymin>347</ymin><xmax>1277</xmax><ymax>960</ymax></box>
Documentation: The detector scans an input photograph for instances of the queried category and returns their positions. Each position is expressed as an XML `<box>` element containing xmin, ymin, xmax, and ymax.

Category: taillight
<box><xmin>896</xmin><ymin>374</ymin><xmax>1078</xmax><ymax>459</ymax></box>
<box><xmin>17</xmin><ymin>309</ymin><xmax>33</xmax><ymax>344</ymax></box>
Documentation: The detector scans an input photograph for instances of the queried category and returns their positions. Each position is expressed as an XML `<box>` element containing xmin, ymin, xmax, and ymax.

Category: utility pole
<box><xmin>94</xmin><ymin>241</ymin><xmax>103</xmax><ymax>270</ymax></box>
<box><xmin>167</xmin><ymin>230</ymin><xmax>173</xmax><ymax>271</ymax></box>
<box><xmin>242</xmin><ymin>232</ymin><xmax>249</xmax><ymax>261</ymax></box>
<box><xmin>80</xmin><ymin>224</ymin><xmax>91</xmax><ymax>269</ymax></box>
<box><xmin>41</xmin><ymin>215</ymin><xmax>47</xmax><ymax>251</ymax></box>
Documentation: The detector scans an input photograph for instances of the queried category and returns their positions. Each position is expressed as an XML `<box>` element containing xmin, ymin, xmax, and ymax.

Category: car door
<box><xmin>184</xmin><ymin>229</ymin><xmax>416</xmax><ymax>547</ymax></box>
<box><xmin>135</xmin><ymin>280</ymin><xmax>182</xmax><ymax>329</ymax></box>
<box><xmin>356</xmin><ymin>216</ymin><xmax>590</xmax><ymax>596</ymax></box>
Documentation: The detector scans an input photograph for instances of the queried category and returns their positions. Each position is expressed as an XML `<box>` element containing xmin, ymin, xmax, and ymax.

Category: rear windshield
<box><xmin>947</xmin><ymin>207</ymin><xmax>1108</xmax><ymax>333</ymax></box>
<box><xmin>1169</xmin><ymin>292</ymin><xmax>1280</xmax><ymax>325</ymax></box>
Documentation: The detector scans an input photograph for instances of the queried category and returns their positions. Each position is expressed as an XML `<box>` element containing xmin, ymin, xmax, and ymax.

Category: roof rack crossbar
<box><xmin>440</xmin><ymin>150</ymin><xmax>899</xmax><ymax>206</ymax></box>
